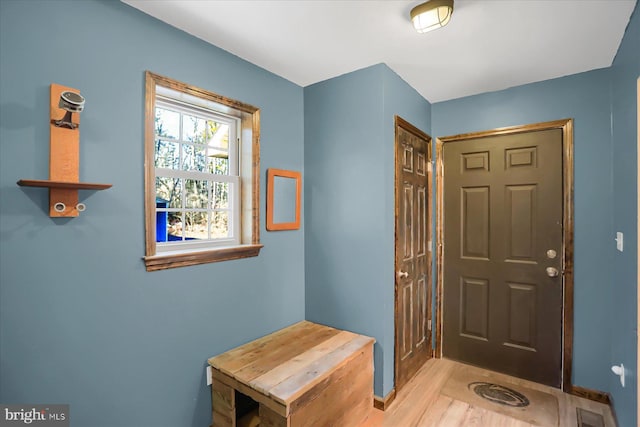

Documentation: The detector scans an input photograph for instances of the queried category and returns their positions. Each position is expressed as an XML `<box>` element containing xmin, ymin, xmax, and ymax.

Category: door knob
<box><xmin>398</xmin><ymin>271</ymin><xmax>409</xmax><ymax>279</ymax></box>
<box><xmin>546</xmin><ymin>267</ymin><xmax>559</xmax><ymax>278</ymax></box>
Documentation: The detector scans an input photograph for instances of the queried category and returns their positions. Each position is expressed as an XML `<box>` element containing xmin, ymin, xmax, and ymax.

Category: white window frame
<box><xmin>143</xmin><ymin>72</ymin><xmax>262</xmax><ymax>271</ymax></box>
<box><xmin>154</xmin><ymin>96</ymin><xmax>241</xmax><ymax>251</ymax></box>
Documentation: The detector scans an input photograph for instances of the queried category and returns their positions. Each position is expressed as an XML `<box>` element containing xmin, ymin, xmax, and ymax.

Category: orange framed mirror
<box><xmin>266</xmin><ymin>168</ymin><xmax>301</xmax><ymax>231</ymax></box>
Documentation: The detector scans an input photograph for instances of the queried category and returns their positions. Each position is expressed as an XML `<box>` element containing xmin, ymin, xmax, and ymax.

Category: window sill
<box><xmin>144</xmin><ymin>244</ymin><xmax>263</xmax><ymax>272</ymax></box>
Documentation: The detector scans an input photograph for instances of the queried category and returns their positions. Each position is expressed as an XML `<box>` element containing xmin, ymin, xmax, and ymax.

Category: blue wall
<box><xmin>1</xmin><ymin>0</ymin><xmax>637</xmax><ymax>424</ymax></box>
<box><xmin>304</xmin><ymin>64</ymin><xmax>431</xmax><ymax>396</ymax></box>
<box><xmin>0</xmin><ymin>1</ymin><xmax>305</xmax><ymax>426</ymax></box>
<box><xmin>432</xmin><ymin>68</ymin><xmax>615</xmax><ymax>393</ymax></box>
<box><xmin>610</xmin><ymin>4</ymin><xmax>639</xmax><ymax>426</ymax></box>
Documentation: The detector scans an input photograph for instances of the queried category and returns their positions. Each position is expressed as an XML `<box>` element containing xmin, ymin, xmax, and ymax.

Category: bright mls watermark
<box><xmin>0</xmin><ymin>405</ymin><xmax>69</xmax><ymax>426</ymax></box>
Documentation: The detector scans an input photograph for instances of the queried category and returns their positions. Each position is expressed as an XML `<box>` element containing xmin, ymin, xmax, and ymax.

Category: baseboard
<box><xmin>373</xmin><ymin>388</ymin><xmax>396</xmax><ymax>411</ymax></box>
<box><xmin>570</xmin><ymin>385</ymin><xmax>611</xmax><ymax>405</ymax></box>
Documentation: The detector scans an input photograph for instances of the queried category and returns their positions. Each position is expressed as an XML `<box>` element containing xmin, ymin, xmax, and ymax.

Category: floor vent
<box><xmin>576</xmin><ymin>408</ymin><xmax>605</xmax><ymax>427</ymax></box>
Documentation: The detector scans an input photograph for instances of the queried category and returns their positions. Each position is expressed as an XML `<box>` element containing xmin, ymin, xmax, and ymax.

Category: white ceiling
<box><xmin>122</xmin><ymin>0</ymin><xmax>636</xmax><ymax>103</ymax></box>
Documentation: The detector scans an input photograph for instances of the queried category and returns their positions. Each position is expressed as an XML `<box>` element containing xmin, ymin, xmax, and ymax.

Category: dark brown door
<box><xmin>395</xmin><ymin>117</ymin><xmax>432</xmax><ymax>390</ymax></box>
<box><xmin>442</xmin><ymin>129</ymin><xmax>563</xmax><ymax>387</ymax></box>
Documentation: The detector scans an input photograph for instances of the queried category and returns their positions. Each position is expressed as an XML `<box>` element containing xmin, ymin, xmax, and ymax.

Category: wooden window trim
<box><xmin>143</xmin><ymin>71</ymin><xmax>262</xmax><ymax>271</ymax></box>
<box><xmin>144</xmin><ymin>244</ymin><xmax>263</xmax><ymax>272</ymax></box>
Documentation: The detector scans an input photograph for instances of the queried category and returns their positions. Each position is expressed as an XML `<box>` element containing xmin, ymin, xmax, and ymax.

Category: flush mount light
<box><xmin>410</xmin><ymin>0</ymin><xmax>454</xmax><ymax>34</ymax></box>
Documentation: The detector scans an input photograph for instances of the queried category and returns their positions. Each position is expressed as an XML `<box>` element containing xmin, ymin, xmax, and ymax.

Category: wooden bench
<box><xmin>208</xmin><ymin>321</ymin><xmax>376</xmax><ymax>427</ymax></box>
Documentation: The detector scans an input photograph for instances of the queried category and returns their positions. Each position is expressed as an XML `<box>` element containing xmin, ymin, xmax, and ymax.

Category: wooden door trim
<box><xmin>434</xmin><ymin>118</ymin><xmax>574</xmax><ymax>392</ymax></box>
<box><xmin>637</xmin><ymin>77</ymin><xmax>639</xmax><ymax>425</ymax></box>
<box><xmin>394</xmin><ymin>115</ymin><xmax>432</xmax><ymax>392</ymax></box>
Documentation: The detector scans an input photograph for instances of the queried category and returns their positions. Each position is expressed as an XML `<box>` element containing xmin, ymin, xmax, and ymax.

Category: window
<box><xmin>154</xmin><ymin>100</ymin><xmax>239</xmax><ymax>248</ymax></box>
<box><xmin>144</xmin><ymin>72</ymin><xmax>262</xmax><ymax>271</ymax></box>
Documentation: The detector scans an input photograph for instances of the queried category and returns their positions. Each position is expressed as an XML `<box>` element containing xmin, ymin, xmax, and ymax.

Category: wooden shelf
<box><xmin>18</xmin><ymin>83</ymin><xmax>112</xmax><ymax>218</ymax></box>
<box><xmin>17</xmin><ymin>179</ymin><xmax>112</xmax><ymax>190</ymax></box>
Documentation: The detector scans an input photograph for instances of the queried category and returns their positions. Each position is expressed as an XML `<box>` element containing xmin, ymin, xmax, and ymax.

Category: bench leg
<box><xmin>212</xmin><ymin>380</ymin><xmax>236</xmax><ymax>427</ymax></box>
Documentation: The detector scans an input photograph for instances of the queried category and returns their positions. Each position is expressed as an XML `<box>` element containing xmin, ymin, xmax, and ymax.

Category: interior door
<box><xmin>395</xmin><ymin>117</ymin><xmax>432</xmax><ymax>390</ymax></box>
<box><xmin>442</xmin><ymin>129</ymin><xmax>563</xmax><ymax>387</ymax></box>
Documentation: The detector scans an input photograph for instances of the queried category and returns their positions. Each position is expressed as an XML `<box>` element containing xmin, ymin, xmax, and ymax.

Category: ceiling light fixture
<box><xmin>410</xmin><ymin>0</ymin><xmax>454</xmax><ymax>34</ymax></box>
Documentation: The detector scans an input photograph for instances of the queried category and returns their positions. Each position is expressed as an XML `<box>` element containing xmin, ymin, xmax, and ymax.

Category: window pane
<box><xmin>156</xmin><ymin>177</ymin><xmax>182</xmax><ymax>209</ymax></box>
<box><xmin>167</xmin><ymin>212</ymin><xmax>184</xmax><ymax>242</ymax></box>
<box><xmin>210</xmin><ymin>211</ymin><xmax>230</xmax><ymax>239</ymax></box>
<box><xmin>183</xmin><ymin>114</ymin><xmax>207</xmax><ymax>143</ymax></box>
<box><xmin>154</xmin><ymin>139</ymin><xmax>179</xmax><ymax>169</ymax></box>
<box><xmin>211</xmin><ymin>182</ymin><xmax>229</xmax><ymax>209</ymax></box>
<box><xmin>155</xmin><ymin>108</ymin><xmax>180</xmax><ymax>139</ymax></box>
<box><xmin>184</xmin><ymin>211</ymin><xmax>208</xmax><ymax>240</ymax></box>
<box><xmin>206</xmin><ymin>122</ymin><xmax>230</xmax><ymax>174</ymax></box>
<box><xmin>183</xmin><ymin>144</ymin><xmax>208</xmax><ymax>172</ymax></box>
<box><xmin>207</xmin><ymin>156</ymin><xmax>229</xmax><ymax>175</ymax></box>
<box><xmin>185</xmin><ymin>179</ymin><xmax>208</xmax><ymax>209</ymax></box>
<box><xmin>206</xmin><ymin>121</ymin><xmax>229</xmax><ymax>150</ymax></box>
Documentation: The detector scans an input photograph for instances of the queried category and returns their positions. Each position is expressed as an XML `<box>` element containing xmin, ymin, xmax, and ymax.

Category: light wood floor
<box><xmin>371</xmin><ymin>358</ymin><xmax>616</xmax><ymax>427</ymax></box>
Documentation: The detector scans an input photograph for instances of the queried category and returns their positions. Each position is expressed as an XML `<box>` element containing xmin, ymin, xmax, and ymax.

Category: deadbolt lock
<box><xmin>546</xmin><ymin>267</ymin><xmax>560</xmax><ymax>278</ymax></box>
<box><xmin>546</xmin><ymin>249</ymin><xmax>557</xmax><ymax>259</ymax></box>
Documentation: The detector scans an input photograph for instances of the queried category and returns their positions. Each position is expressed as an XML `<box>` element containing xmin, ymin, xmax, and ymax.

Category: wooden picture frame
<box><xmin>266</xmin><ymin>168</ymin><xmax>301</xmax><ymax>231</ymax></box>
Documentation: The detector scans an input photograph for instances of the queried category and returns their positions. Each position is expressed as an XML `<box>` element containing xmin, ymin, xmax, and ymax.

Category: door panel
<box><xmin>395</xmin><ymin>117</ymin><xmax>432</xmax><ymax>390</ymax></box>
<box><xmin>506</xmin><ymin>282</ymin><xmax>536</xmax><ymax>350</ymax></box>
<box><xmin>442</xmin><ymin>129</ymin><xmax>563</xmax><ymax>387</ymax></box>
<box><xmin>460</xmin><ymin>277</ymin><xmax>489</xmax><ymax>340</ymax></box>
<box><xmin>461</xmin><ymin>186</ymin><xmax>490</xmax><ymax>259</ymax></box>
<box><xmin>506</xmin><ymin>185</ymin><xmax>536</xmax><ymax>260</ymax></box>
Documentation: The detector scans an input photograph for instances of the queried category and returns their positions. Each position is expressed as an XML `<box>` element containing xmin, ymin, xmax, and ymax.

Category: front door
<box><xmin>394</xmin><ymin>117</ymin><xmax>432</xmax><ymax>390</ymax></box>
<box><xmin>442</xmin><ymin>128</ymin><xmax>564</xmax><ymax>387</ymax></box>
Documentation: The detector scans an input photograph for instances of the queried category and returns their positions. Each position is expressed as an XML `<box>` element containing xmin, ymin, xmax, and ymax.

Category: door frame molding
<box><xmin>394</xmin><ymin>115</ymin><xmax>433</xmax><ymax>392</ymax></box>
<box><xmin>434</xmin><ymin>118</ymin><xmax>574</xmax><ymax>392</ymax></box>
<box><xmin>636</xmin><ymin>77</ymin><xmax>639</xmax><ymax>424</ymax></box>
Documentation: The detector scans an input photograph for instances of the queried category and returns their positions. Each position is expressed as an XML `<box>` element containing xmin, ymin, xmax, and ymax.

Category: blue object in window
<box><xmin>156</xmin><ymin>197</ymin><xmax>168</xmax><ymax>242</ymax></box>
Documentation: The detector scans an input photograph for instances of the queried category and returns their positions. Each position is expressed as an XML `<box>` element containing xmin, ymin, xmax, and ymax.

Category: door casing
<box><xmin>434</xmin><ymin>118</ymin><xmax>574</xmax><ymax>391</ymax></box>
<box><xmin>636</xmin><ymin>77</ymin><xmax>639</xmax><ymax>423</ymax></box>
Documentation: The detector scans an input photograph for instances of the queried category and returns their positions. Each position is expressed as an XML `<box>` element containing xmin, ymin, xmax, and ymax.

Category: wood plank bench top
<box><xmin>208</xmin><ymin>321</ymin><xmax>375</xmax><ymax>417</ymax></box>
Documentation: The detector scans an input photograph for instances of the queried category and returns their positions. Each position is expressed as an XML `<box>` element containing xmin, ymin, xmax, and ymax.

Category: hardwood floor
<box><xmin>371</xmin><ymin>358</ymin><xmax>616</xmax><ymax>427</ymax></box>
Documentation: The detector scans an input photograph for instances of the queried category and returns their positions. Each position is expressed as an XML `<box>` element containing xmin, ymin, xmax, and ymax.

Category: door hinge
<box><xmin>428</xmin><ymin>240</ymin><xmax>432</xmax><ymax>252</ymax></box>
<box><xmin>427</xmin><ymin>319</ymin><xmax>432</xmax><ymax>331</ymax></box>
<box><xmin>427</xmin><ymin>162</ymin><xmax>433</xmax><ymax>172</ymax></box>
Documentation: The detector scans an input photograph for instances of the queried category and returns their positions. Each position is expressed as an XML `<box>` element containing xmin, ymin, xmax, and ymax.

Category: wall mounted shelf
<box><xmin>17</xmin><ymin>179</ymin><xmax>112</xmax><ymax>190</ymax></box>
<box><xmin>17</xmin><ymin>83</ymin><xmax>112</xmax><ymax>217</ymax></box>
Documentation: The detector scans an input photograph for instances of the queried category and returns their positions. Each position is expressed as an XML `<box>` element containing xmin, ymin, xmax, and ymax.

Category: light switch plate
<box><xmin>616</xmin><ymin>232</ymin><xmax>624</xmax><ymax>252</ymax></box>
